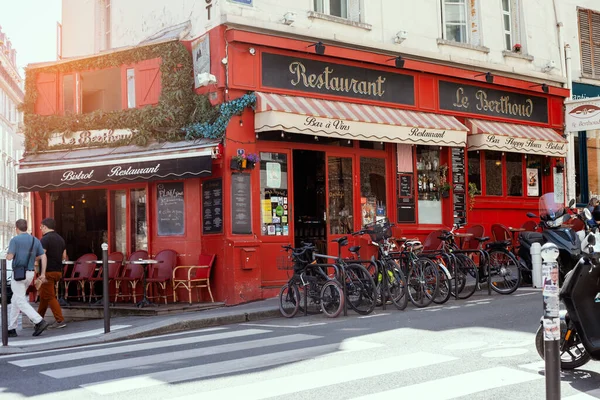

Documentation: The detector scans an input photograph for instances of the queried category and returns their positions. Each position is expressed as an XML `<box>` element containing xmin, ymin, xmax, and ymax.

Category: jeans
<box><xmin>37</xmin><ymin>271</ymin><xmax>64</xmax><ymax>323</ymax></box>
<box><xmin>9</xmin><ymin>270</ymin><xmax>42</xmax><ymax>330</ymax></box>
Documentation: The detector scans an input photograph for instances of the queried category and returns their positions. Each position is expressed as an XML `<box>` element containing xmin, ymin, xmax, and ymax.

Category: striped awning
<box><xmin>255</xmin><ymin>92</ymin><xmax>467</xmax><ymax>147</ymax></box>
<box><xmin>467</xmin><ymin>119</ymin><xmax>567</xmax><ymax>157</ymax></box>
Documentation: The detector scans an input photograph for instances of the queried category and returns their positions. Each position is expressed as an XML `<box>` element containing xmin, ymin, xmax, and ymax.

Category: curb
<box><xmin>0</xmin><ymin>308</ymin><xmax>281</xmax><ymax>355</ymax></box>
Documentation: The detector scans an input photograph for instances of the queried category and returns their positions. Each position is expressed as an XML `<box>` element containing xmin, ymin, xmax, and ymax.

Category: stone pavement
<box><xmin>0</xmin><ymin>297</ymin><xmax>280</xmax><ymax>355</ymax></box>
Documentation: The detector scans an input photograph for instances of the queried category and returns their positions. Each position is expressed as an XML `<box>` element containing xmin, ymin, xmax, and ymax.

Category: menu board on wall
<box><xmin>398</xmin><ymin>174</ymin><xmax>413</xmax><ymax>198</ymax></box>
<box><xmin>202</xmin><ymin>178</ymin><xmax>223</xmax><ymax>234</ymax></box>
<box><xmin>232</xmin><ymin>173</ymin><xmax>252</xmax><ymax>234</ymax></box>
<box><xmin>397</xmin><ymin>173</ymin><xmax>416</xmax><ymax>223</ymax></box>
<box><xmin>451</xmin><ymin>148</ymin><xmax>467</xmax><ymax>226</ymax></box>
<box><xmin>157</xmin><ymin>182</ymin><xmax>185</xmax><ymax>236</ymax></box>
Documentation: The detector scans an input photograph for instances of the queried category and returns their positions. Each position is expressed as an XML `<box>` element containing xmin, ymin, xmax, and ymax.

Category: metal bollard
<box><xmin>541</xmin><ymin>242</ymin><xmax>560</xmax><ymax>400</ymax></box>
<box><xmin>532</xmin><ymin>242</ymin><xmax>543</xmax><ymax>288</ymax></box>
<box><xmin>102</xmin><ymin>243</ymin><xmax>110</xmax><ymax>334</ymax></box>
<box><xmin>1</xmin><ymin>258</ymin><xmax>7</xmax><ymax>346</ymax></box>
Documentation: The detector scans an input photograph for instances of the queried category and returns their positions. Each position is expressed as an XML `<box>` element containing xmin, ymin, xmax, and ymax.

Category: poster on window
<box><xmin>527</xmin><ymin>168</ymin><xmax>539</xmax><ymax>197</ymax></box>
<box><xmin>553</xmin><ymin>167</ymin><xmax>564</xmax><ymax>204</ymax></box>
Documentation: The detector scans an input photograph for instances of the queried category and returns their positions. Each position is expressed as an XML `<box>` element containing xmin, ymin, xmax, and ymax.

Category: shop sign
<box><xmin>439</xmin><ymin>81</ymin><xmax>548</xmax><ymax>123</ymax></box>
<box><xmin>261</xmin><ymin>53</ymin><xmax>415</xmax><ymax>105</ymax></box>
<box><xmin>468</xmin><ymin>134</ymin><xmax>566</xmax><ymax>157</ymax></box>
<box><xmin>48</xmin><ymin>129</ymin><xmax>134</xmax><ymax>148</ymax></box>
<box><xmin>565</xmin><ymin>97</ymin><xmax>600</xmax><ymax>132</ymax></box>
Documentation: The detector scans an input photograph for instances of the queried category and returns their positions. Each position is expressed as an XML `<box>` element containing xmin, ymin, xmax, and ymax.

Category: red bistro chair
<box><xmin>63</xmin><ymin>253</ymin><xmax>97</xmax><ymax>302</ymax></box>
<box><xmin>114</xmin><ymin>250</ymin><xmax>148</xmax><ymax>303</ymax></box>
<box><xmin>463</xmin><ymin>224</ymin><xmax>487</xmax><ymax>250</ymax></box>
<box><xmin>87</xmin><ymin>252</ymin><xmax>124</xmax><ymax>302</ymax></box>
<box><xmin>146</xmin><ymin>249</ymin><xmax>177</xmax><ymax>304</ymax></box>
<box><xmin>521</xmin><ymin>220</ymin><xmax>538</xmax><ymax>232</ymax></box>
<box><xmin>422</xmin><ymin>230</ymin><xmax>444</xmax><ymax>252</ymax></box>
<box><xmin>172</xmin><ymin>254</ymin><xmax>216</xmax><ymax>303</ymax></box>
<box><xmin>491</xmin><ymin>224</ymin><xmax>512</xmax><ymax>242</ymax></box>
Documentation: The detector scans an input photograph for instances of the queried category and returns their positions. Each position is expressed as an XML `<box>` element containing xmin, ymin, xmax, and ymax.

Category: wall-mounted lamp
<box><xmin>475</xmin><ymin>72</ymin><xmax>494</xmax><ymax>83</ymax></box>
<box><xmin>387</xmin><ymin>56</ymin><xmax>405</xmax><ymax>69</ymax></box>
<box><xmin>529</xmin><ymin>83</ymin><xmax>549</xmax><ymax>93</ymax></box>
<box><xmin>308</xmin><ymin>41</ymin><xmax>326</xmax><ymax>55</ymax></box>
<box><xmin>249</xmin><ymin>47</ymin><xmax>256</xmax><ymax>56</ymax></box>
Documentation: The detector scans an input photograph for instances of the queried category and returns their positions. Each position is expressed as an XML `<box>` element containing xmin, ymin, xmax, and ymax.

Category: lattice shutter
<box><xmin>592</xmin><ymin>11</ymin><xmax>600</xmax><ymax>78</ymax></box>
<box><xmin>579</xmin><ymin>8</ymin><xmax>600</xmax><ymax>78</ymax></box>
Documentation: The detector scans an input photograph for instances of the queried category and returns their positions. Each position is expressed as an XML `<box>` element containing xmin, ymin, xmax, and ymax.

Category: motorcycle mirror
<box><xmin>569</xmin><ymin>199</ymin><xmax>576</xmax><ymax>207</ymax></box>
<box><xmin>526</xmin><ymin>212</ymin><xmax>537</xmax><ymax>218</ymax></box>
<box><xmin>585</xmin><ymin>208</ymin><xmax>593</xmax><ymax>221</ymax></box>
<box><xmin>589</xmin><ymin>235</ymin><xmax>596</xmax><ymax>246</ymax></box>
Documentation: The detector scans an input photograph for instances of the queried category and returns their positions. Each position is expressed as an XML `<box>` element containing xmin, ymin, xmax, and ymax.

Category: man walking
<box><xmin>38</xmin><ymin>218</ymin><xmax>67</xmax><ymax>329</ymax></box>
<box><xmin>6</xmin><ymin>219</ymin><xmax>50</xmax><ymax>337</ymax></box>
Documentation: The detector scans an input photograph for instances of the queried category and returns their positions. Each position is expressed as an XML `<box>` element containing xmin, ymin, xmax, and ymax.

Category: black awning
<box><xmin>18</xmin><ymin>153</ymin><xmax>213</xmax><ymax>192</ymax></box>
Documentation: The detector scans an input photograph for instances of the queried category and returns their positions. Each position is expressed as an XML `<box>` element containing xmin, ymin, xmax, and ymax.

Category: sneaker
<box><xmin>7</xmin><ymin>329</ymin><xmax>17</xmax><ymax>337</ymax></box>
<box><xmin>32</xmin><ymin>320</ymin><xmax>49</xmax><ymax>337</ymax></box>
<box><xmin>50</xmin><ymin>321</ymin><xmax>67</xmax><ymax>329</ymax></box>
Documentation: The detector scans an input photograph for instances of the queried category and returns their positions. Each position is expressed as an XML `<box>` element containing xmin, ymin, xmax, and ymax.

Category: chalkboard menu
<box><xmin>451</xmin><ymin>148</ymin><xmax>467</xmax><ymax>226</ymax></box>
<box><xmin>397</xmin><ymin>173</ymin><xmax>415</xmax><ymax>223</ymax></box>
<box><xmin>398</xmin><ymin>174</ymin><xmax>413</xmax><ymax>198</ymax></box>
<box><xmin>157</xmin><ymin>182</ymin><xmax>185</xmax><ymax>236</ymax></box>
<box><xmin>203</xmin><ymin>178</ymin><xmax>223</xmax><ymax>234</ymax></box>
<box><xmin>232</xmin><ymin>173</ymin><xmax>252</xmax><ymax>234</ymax></box>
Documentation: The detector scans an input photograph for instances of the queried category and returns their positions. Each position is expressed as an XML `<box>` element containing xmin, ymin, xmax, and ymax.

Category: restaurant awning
<box><xmin>17</xmin><ymin>139</ymin><xmax>218</xmax><ymax>192</ymax></box>
<box><xmin>255</xmin><ymin>92</ymin><xmax>467</xmax><ymax>147</ymax></box>
<box><xmin>466</xmin><ymin>119</ymin><xmax>567</xmax><ymax>157</ymax></box>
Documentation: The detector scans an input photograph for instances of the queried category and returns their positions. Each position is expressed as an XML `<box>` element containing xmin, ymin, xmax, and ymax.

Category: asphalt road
<box><xmin>0</xmin><ymin>288</ymin><xmax>599</xmax><ymax>400</ymax></box>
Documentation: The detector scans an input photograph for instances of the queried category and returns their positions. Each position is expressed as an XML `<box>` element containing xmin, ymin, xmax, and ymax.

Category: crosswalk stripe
<box><xmin>83</xmin><ymin>342</ymin><xmax>347</xmax><ymax>395</ymax></box>
<box><xmin>351</xmin><ymin>366</ymin><xmax>542</xmax><ymax>399</ymax></box>
<box><xmin>167</xmin><ymin>352</ymin><xmax>458</xmax><ymax>400</ymax></box>
<box><xmin>10</xmin><ymin>328</ymin><xmax>271</xmax><ymax>367</ymax></box>
<box><xmin>4</xmin><ymin>325</ymin><xmax>131</xmax><ymax>347</ymax></box>
<box><xmin>563</xmin><ymin>389</ymin><xmax>600</xmax><ymax>399</ymax></box>
<box><xmin>42</xmin><ymin>333</ymin><xmax>319</xmax><ymax>379</ymax></box>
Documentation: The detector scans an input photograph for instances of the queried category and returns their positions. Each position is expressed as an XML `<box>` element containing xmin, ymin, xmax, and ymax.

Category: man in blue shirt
<box><xmin>6</xmin><ymin>219</ymin><xmax>49</xmax><ymax>337</ymax></box>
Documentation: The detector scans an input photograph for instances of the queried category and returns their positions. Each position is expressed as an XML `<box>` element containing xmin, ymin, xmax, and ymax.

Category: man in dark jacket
<box><xmin>38</xmin><ymin>218</ymin><xmax>67</xmax><ymax>329</ymax></box>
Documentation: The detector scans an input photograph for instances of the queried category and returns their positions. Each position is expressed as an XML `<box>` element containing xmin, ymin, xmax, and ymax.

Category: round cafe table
<box><xmin>130</xmin><ymin>259</ymin><xmax>162</xmax><ymax>308</ymax></box>
<box><xmin>508</xmin><ymin>227</ymin><xmax>525</xmax><ymax>248</ymax></box>
<box><xmin>59</xmin><ymin>260</ymin><xmax>75</xmax><ymax>307</ymax></box>
<box><xmin>454</xmin><ymin>232</ymin><xmax>473</xmax><ymax>249</ymax></box>
<box><xmin>86</xmin><ymin>260</ymin><xmax>116</xmax><ymax>305</ymax></box>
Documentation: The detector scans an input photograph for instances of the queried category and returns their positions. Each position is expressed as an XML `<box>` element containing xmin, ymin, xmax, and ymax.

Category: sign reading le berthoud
<box><xmin>565</xmin><ymin>97</ymin><xmax>600</xmax><ymax>132</ymax></box>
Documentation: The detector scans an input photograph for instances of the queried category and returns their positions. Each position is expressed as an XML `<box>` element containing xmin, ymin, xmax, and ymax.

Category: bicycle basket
<box><xmin>276</xmin><ymin>255</ymin><xmax>294</xmax><ymax>271</ymax></box>
<box><xmin>364</xmin><ymin>218</ymin><xmax>392</xmax><ymax>242</ymax></box>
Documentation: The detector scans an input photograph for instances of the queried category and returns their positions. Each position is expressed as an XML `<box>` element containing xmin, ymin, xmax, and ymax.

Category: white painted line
<box><xmin>43</xmin><ymin>334</ymin><xmax>320</xmax><ymax>379</ymax></box>
<box><xmin>414</xmin><ymin>305</ymin><xmax>444</xmax><ymax>312</ymax></box>
<box><xmin>516</xmin><ymin>288</ymin><xmax>542</xmax><ymax>291</ymax></box>
<box><xmin>563</xmin><ymin>389</ymin><xmax>600</xmax><ymax>399</ymax></box>
<box><xmin>444</xmin><ymin>306</ymin><xmax>461</xmax><ymax>310</ymax></box>
<box><xmin>167</xmin><ymin>352</ymin><xmax>458</xmax><ymax>400</ymax></box>
<box><xmin>243</xmin><ymin>323</ymin><xmax>327</xmax><ymax>328</ymax></box>
<box><xmin>0</xmin><ymin>326</ymin><xmax>227</xmax><ymax>360</ymax></box>
<box><xmin>358</xmin><ymin>313</ymin><xmax>391</xmax><ymax>319</ymax></box>
<box><xmin>466</xmin><ymin>298</ymin><xmax>493</xmax><ymax>303</ymax></box>
<box><xmin>351</xmin><ymin>366</ymin><xmax>542</xmax><ymax>399</ymax></box>
<box><xmin>11</xmin><ymin>328</ymin><xmax>270</xmax><ymax>367</ymax></box>
<box><xmin>5</xmin><ymin>325</ymin><xmax>131</xmax><ymax>347</ymax></box>
<box><xmin>515</xmin><ymin>292</ymin><xmax>538</xmax><ymax>297</ymax></box>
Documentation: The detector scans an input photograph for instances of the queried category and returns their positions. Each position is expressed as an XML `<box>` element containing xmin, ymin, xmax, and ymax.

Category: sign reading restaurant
<box><xmin>439</xmin><ymin>81</ymin><xmax>549</xmax><ymax>123</ymax></box>
<box><xmin>261</xmin><ymin>53</ymin><xmax>415</xmax><ymax>105</ymax></box>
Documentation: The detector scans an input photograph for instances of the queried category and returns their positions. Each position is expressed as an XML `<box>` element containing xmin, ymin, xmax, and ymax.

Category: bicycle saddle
<box><xmin>331</xmin><ymin>236</ymin><xmax>348</xmax><ymax>244</ymax></box>
<box><xmin>485</xmin><ymin>240</ymin><xmax>511</xmax><ymax>249</ymax></box>
<box><xmin>474</xmin><ymin>236</ymin><xmax>490</xmax><ymax>242</ymax></box>
<box><xmin>349</xmin><ymin>246</ymin><xmax>361</xmax><ymax>253</ymax></box>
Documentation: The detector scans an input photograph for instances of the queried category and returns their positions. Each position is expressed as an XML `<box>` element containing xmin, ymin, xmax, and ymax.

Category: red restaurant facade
<box><xmin>19</xmin><ymin>26</ymin><xmax>570</xmax><ymax>305</ymax></box>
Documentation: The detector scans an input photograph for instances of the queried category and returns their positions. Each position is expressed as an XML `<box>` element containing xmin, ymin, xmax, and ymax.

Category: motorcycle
<box><xmin>518</xmin><ymin>193</ymin><xmax>582</xmax><ymax>283</ymax></box>
<box><xmin>534</xmin><ymin>207</ymin><xmax>600</xmax><ymax>369</ymax></box>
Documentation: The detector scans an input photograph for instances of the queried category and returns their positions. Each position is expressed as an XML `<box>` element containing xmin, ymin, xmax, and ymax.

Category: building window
<box><xmin>442</xmin><ymin>0</ymin><xmax>468</xmax><ymax>43</ymax></box>
<box><xmin>260</xmin><ymin>152</ymin><xmax>289</xmax><ymax>236</ymax></box>
<box><xmin>502</xmin><ymin>0</ymin><xmax>512</xmax><ymax>51</ymax></box>
<box><xmin>360</xmin><ymin>157</ymin><xmax>386</xmax><ymax>226</ymax></box>
<box><xmin>467</xmin><ymin>151</ymin><xmax>481</xmax><ymax>193</ymax></box>
<box><xmin>485</xmin><ymin>152</ymin><xmax>503</xmax><ymax>196</ymax></box>
<box><xmin>506</xmin><ymin>152</ymin><xmax>523</xmax><ymax>196</ymax></box>
<box><xmin>579</xmin><ymin>8</ymin><xmax>600</xmax><ymax>78</ymax></box>
<box><xmin>314</xmin><ymin>0</ymin><xmax>361</xmax><ymax>21</ymax></box>
<box><xmin>126</xmin><ymin>68</ymin><xmax>136</xmax><ymax>108</ymax></box>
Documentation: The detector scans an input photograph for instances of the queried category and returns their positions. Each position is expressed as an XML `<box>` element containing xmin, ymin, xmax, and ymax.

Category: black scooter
<box><xmin>518</xmin><ymin>199</ymin><xmax>581</xmax><ymax>283</ymax></box>
<box><xmin>535</xmin><ymin>225</ymin><xmax>600</xmax><ymax>369</ymax></box>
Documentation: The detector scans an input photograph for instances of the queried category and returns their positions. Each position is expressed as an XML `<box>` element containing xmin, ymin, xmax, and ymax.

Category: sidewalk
<box><xmin>0</xmin><ymin>298</ymin><xmax>280</xmax><ymax>355</ymax></box>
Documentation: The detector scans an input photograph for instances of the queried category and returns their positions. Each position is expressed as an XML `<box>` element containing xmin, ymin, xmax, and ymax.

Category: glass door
<box><xmin>327</xmin><ymin>155</ymin><xmax>354</xmax><ymax>256</ymax></box>
<box><xmin>109</xmin><ymin>187</ymin><xmax>148</xmax><ymax>256</ymax></box>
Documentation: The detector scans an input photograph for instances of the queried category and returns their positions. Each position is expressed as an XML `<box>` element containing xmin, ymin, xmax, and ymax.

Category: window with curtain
<box><xmin>314</xmin><ymin>0</ymin><xmax>361</xmax><ymax>21</ymax></box>
<box><xmin>579</xmin><ymin>7</ymin><xmax>600</xmax><ymax>78</ymax></box>
<box><xmin>467</xmin><ymin>151</ymin><xmax>481</xmax><ymax>193</ymax></box>
<box><xmin>501</xmin><ymin>0</ymin><xmax>522</xmax><ymax>52</ymax></box>
<box><xmin>506</xmin><ymin>152</ymin><xmax>523</xmax><ymax>196</ymax></box>
<box><xmin>442</xmin><ymin>0</ymin><xmax>468</xmax><ymax>43</ymax></box>
<box><xmin>485</xmin><ymin>152</ymin><xmax>503</xmax><ymax>196</ymax></box>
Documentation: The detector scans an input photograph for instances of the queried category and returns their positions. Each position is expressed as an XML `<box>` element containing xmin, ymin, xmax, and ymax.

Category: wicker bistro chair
<box><xmin>172</xmin><ymin>254</ymin><xmax>216</xmax><ymax>304</ymax></box>
<box><xmin>62</xmin><ymin>253</ymin><xmax>97</xmax><ymax>302</ymax></box>
<box><xmin>422</xmin><ymin>230</ymin><xmax>445</xmax><ymax>252</ymax></box>
<box><xmin>87</xmin><ymin>252</ymin><xmax>124</xmax><ymax>303</ymax></box>
<box><xmin>146</xmin><ymin>249</ymin><xmax>177</xmax><ymax>304</ymax></box>
<box><xmin>521</xmin><ymin>220</ymin><xmax>538</xmax><ymax>232</ymax></box>
<box><xmin>114</xmin><ymin>250</ymin><xmax>148</xmax><ymax>303</ymax></box>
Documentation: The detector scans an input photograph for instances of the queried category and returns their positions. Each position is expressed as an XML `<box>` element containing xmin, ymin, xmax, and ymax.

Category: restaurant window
<box><xmin>416</xmin><ymin>146</ymin><xmax>442</xmax><ymax>224</ymax></box>
<box><xmin>130</xmin><ymin>188</ymin><xmax>147</xmax><ymax>252</ymax></box>
<box><xmin>526</xmin><ymin>155</ymin><xmax>544</xmax><ymax>197</ymax></box>
<box><xmin>360</xmin><ymin>157</ymin><xmax>386</xmax><ymax>226</ymax></box>
<box><xmin>313</xmin><ymin>0</ymin><xmax>361</xmax><ymax>22</ymax></box>
<box><xmin>485</xmin><ymin>152</ymin><xmax>503</xmax><ymax>196</ymax></box>
<box><xmin>359</xmin><ymin>141</ymin><xmax>385</xmax><ymax>150</ymax></box>
<box><xmin>329</xmin><ymin>156</ymin><xmax>354</xmax><ymax>234</ymax></box>
<box><xmin>578</xmin><ymin>7</ymin><xmax>600</xmax><ymax>78</ymax></box>
<box><xmin>110</xmin><ymin>190</ymin><xmax>127</xmax><ymax>254</ymax></box>
<box><xmin>506</xmin><ymin>152</ymin><xmax>523</xmax><ymax>196</ymax></box>
<box><xmin>260</xmin><ymin>152</ymin><xmax>289</xmax><ymax>236</ymax></box>
<box><xmin>467</xmin><ymin>151</ymin><xmax>481</xmax><ymax>193</ymax></box>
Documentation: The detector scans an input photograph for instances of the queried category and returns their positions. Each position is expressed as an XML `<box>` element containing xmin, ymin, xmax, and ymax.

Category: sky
<box><xmin>2</xmin><ymin>0</ymin><xmax>62</xmax><ymax>77</ymax></box>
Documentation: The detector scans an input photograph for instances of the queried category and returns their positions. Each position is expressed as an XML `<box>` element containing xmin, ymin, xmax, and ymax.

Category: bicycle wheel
<box><xmin>407</xmin><ymin>258</ymin><xmax>438</xmax><ymax>308</ymax></box>
<box><xmin>488</xmin><ymin>249</ymin><xmax>521</xmax><ymax>294</ymax></box>
<box><xmin>432</xmin><ymin>260</ymin><xmax>451</xmax><ymax>304</ymax></box>
<box><xmin>279</xmin><ymin>282</ymin><xmax>300</xmax><ymax>318</ymax></box>
<box><xmin>320</xmin><ymin>280</ymin><xmax>344</xmax><ymax>318</ymax></box>
<box><xmin>344</xmin><ymin>264</ymin><xmax>377</xmax><ymax>315</ymax></box>
<box><xmin>385</xmin><ymin>261</ymin><xmax>408</xmax><ymax>310</ymax></box>
<box><xmin>451</xmin><ymin>254</ymin><xmax>478</xmax><ymax>299</ymax></box>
